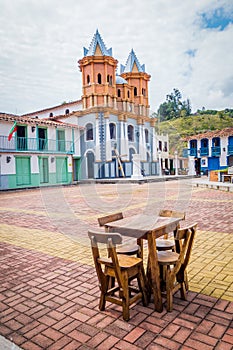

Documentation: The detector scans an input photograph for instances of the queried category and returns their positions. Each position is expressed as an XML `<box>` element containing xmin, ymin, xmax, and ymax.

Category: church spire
<box><xmin>83</xmin><ymin>29</ymin><xmax>112</xmax><ymax>57</ymax></box>
<box><xmin>120</xmin><ymin>49</ymin><xmax>145</xmax><ymax>74</ymax></box>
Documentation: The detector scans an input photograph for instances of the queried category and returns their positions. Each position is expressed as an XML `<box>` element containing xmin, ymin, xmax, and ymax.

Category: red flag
<box><xmin>8</xmin><ymin>122</ymin><xmax>17</xmax><ymax>141</ymax></box>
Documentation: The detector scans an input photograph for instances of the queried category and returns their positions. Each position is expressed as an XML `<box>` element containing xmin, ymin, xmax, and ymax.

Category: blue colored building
<box><xmin>185</xmin><ymin>127</ymin><xmax>233</xmax><ymax>176</ymax></box>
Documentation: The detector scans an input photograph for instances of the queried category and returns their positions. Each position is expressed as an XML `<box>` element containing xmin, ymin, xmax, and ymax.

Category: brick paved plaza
<box><xmin>0</xmin><ymin>179</ymin><xmax>233</xmax><ymax>349</ymax></box>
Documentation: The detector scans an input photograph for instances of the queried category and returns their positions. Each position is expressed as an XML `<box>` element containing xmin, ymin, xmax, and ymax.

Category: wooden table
<box><xmin>105</xmin><ymin>214</ymin><xmax>181</xmax><ymax>312</ymax></box>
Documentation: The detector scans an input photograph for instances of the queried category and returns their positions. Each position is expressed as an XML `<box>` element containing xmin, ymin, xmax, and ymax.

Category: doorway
<box><xmin>87</xmin><ymin>151</ymin><xmax>94</xmax><ymax>178</ymax></box>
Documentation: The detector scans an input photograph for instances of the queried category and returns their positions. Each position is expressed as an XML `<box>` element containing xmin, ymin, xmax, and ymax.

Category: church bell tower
<box><xmin>78</xmin><ymin>30</ymin><xmax>118</xmax><ymax>110</ymax></box>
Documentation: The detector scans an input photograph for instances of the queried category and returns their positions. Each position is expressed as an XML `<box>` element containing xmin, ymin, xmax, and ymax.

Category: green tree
<box><xmin>158</xmin><ymin>88</ymin><xmax>192</xmax><ymax>121</ymax></box>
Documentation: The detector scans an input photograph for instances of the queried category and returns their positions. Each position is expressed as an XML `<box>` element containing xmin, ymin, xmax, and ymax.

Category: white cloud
<box><xmin>0</xmin><ymin>0</ymin><xmax>232</xmax><ymax>114</ymax></box>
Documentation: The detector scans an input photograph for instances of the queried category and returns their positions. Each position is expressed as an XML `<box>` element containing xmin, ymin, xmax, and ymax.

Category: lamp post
<box><xmin>175</xmin><ymin>150</ymin><xmax>178</xmax><ymax>176</ymax></box>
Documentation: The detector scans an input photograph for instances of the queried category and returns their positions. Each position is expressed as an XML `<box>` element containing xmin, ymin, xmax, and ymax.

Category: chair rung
<box><xmin>106</xmin><ymin>286</ymin><xmax>119</xmax><ymax>295</ymax></box>
<box><xmin>129</xmin><ymin>292</ymin><xmax>143</xmax><ymax>305</ymax></box>
<box><xmin>106</xmin><ymin>295</ymin><xmax>123</xmax><ymax>306</ymax></box>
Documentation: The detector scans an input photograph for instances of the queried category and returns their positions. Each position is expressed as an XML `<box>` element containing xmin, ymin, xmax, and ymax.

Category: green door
<box><xmin>16</xmin><ymin>157</ymin><xmax>31</xmax><ymax>185</ymax></box>
<box><xmin>57</xmin><ymin>130</ymin><xmax>65</xmax><ymax>152</ymax></box>
<box><xmin>73</xmin><ymin>158</ymin><xmax>81</xmax><ymax>181</ymax></box>
<box><xmin>39</xmin><ymin>157</ymin><xmax>49</xmax><ymax>183</ymax></box>
<box><xmin>56</xmin><ymin>157</ymin><xmax>68</xmax><ymax>183</ymax></box>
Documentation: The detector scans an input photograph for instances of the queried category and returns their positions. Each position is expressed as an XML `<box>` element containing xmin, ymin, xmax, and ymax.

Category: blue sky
<box><xmin>201</xmin><ymin>6</ymin><xmax>233</xmax><ymax>30</ymax></box>
<box><xmin>0</xmin><ymin>0</ymin><xmax>232</xmax><ymax>115</ymax></box>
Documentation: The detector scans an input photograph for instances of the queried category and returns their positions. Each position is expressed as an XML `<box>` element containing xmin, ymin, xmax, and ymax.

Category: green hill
<box><xmin>155</xmin><ymin>113</ymin><xmax>233</xmax><ymax>156</ymax></box>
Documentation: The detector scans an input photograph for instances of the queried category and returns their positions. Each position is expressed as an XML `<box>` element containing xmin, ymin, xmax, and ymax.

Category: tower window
<box><xmin>142</xmin><ymin>88</ymin><xmax>146</xmax><ymax>96</ymax></box>
<box><xmin>134</xmin><ymin>87</ymin><xmax>137</xmax><ymax>96</ymax></box>
<box><xmin>87</xmin><ymin>75</ymin><xmax>90</xmax><ymax>84</ymax></box>
<box><xmin>117</xmin><ymin>89</ymin><xmax>121</xmax><ymax>97</ymax></box>
<box><xmin>127</xmin><ymin>91</ymin><xmax>130</xmax><ymax>98</ymax></box>
<box><xmin>145</xmin><ymin>129</ymin><xmax>149</xmax><ymax>143</ymax></box>
<box><xmin>97</xmin><ymin>73</ymin><xmax>102</xmax><ymax>84</ymax></box>
<box><xmin>128</xmin><ymin>125</ymin><xmax>134</xmax><ymax>142</ymax></box>
<box><xmin>109</xmin><ymin>123</ymin><xmax>116</xmax><ymax>140</ymax></box>
<box><xmin>107</xmin><ymin>75</ymin><xmax>112</xmax><ymax>86</ymax></box>
<box><xmin>86</xmin><ymin>123</ymin><xmax>94</xmax><ymax>141</ymax></box>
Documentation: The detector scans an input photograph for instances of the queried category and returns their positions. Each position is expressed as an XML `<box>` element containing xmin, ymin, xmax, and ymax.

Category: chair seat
<box><xmin>156</xmin><ymin>239</ymin><xmax>175</xmax><ymax>251</ymax></box>
<box><xmin>117</xmin><ymin>254</ymin><xmax>143</xmax><ymax>268</ymax></box>
<box><xmin>117</xmin><ymin>243</ymin><xmax>140</xmax><ymax>255</ymax></box>
<box><xmin>157</xmin><ymin>251</ymin><xmax>179</xmax><ymax>265</ymax></box>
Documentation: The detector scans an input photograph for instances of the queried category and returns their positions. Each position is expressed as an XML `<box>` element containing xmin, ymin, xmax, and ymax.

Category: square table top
<box><xmin>104</xmin><ymin>214</ymin><xmax>181</xmax><ymax>239</ymax></box>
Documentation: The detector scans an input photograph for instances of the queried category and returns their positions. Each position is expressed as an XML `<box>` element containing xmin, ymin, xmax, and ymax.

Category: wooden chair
<box><xmin>98</xmin><ymin>212</ymin><xmax>142</xmax><ymax>257</ymax></box>
<box><xmin>156</xmin><ymin>210</ymin><xmax>186</xmax><ymax>251</ymax></box>
<box><xmin>88</xmin><ymin>230</ymin><xmax>148</xmax><ymax>321</ymax></box>
<box><xmin>157</xmin><ymin>223</ymin><xmax>197</xmax><ymax>311</ymax></box>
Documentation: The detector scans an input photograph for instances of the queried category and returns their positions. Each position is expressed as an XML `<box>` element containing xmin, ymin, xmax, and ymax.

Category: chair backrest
<box><xmin>88</xmin><ymin>229</ymin><xmax>122</xmax><ymax>245</ymax></box>
<box><xmin>173</xmin><ymin>223</ymin><xmax>197</xmax><ymax>280</ymax></box>
<box><xmin>88</xmin><ymin>229</ymin><xmax>123</xmax><ymax>289</ymax></box>
<box><xmin>98</xmin><ymin>212</ymin><xmax>123</xmax><ymax>227</ymax></box>
<box><xmin>159</xmin><ymin>209</ymin><xmax>185</xmax><ymax>220</ymax></box>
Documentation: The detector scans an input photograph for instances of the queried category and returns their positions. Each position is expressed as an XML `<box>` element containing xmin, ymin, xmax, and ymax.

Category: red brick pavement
<box><xmin>0</xmin><ymin>183</ymin><xmax>233</xmax><ymax>349</ymax></box>
<box><xmin>0</xmin><ymin>242</ymin><xmax>232</xmax><ymax>350</ymax></box>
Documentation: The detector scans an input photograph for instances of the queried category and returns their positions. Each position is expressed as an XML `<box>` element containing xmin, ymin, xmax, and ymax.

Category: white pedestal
<box><xmin>131</xmin><ymin>154</ymin><xmax>143</xmax><ymax>180</ymax></box>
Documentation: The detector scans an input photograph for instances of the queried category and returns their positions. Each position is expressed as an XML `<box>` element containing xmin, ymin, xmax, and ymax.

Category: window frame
<box><xmin>86</xmin><ymin>123</ymin><xmax>94</xmax><ymax>141</ymax></box>
<box><xmin>127</xmin><ymin>124</ymin><xmax>134</xmax><ymax>142</ymax></box>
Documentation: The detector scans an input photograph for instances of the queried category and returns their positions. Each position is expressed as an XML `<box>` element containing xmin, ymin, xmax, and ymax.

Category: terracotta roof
<box><xmin>0</xmin><ymin>113</ymin><xmax>83</xmax><ymax>129</ymax></box>
<box><xmin>184</xmin><ymin>127</ymin><xmax>233</xmax><ymax>141</ymax></box>
<box><xmin>21</xmin><ymin>99</ymin><xmax>82</xmax><ymax>117</ymax></box>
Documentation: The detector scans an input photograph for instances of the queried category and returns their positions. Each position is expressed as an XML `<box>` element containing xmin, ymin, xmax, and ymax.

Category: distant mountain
<box><xmin>155</xmin><ymin>112</ymin><xmax>233</xmax><ymax>156</ymax></box>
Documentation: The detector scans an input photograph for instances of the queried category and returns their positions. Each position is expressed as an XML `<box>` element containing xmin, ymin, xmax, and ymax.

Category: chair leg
<box><xmin>184</xmin><ymin>271</ymin><xmax>189</xmax><ymax>291</ymax></box>
<box><xmin>99</xmin><ymin>292</ymin><xmax>106</xmax><ymax>311</ymax></box>
<box><xmin>137</xmin><ymin>266</ymin><xmax>149</xmax><ymax>306</ymax></box>
<box><xmin>166</xmin><ymin>269</ymin><xmax>173</xmax><ymax>312</ymax></box>
<box><xmin>99</xmin><ymin>275</ymin><xmax>109</xmax><ymax>311</ymax></box>
<box><xmin>146</xmin><ymin>258</ymin><xmax>152</xmax><ymax>301</ymax></box>
<box><xmin>180</xmin><ymin>282</ymin><xmax>187</xmax><ymax>300</ymax></box>
<box><xmin>121</xmin><ymin>271</ymin><xmax>130</xmax><ymax>321</ymax></box>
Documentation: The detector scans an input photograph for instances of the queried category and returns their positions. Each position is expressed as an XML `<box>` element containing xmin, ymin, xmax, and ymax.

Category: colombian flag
<box><xmin>8</xmin><ymin>122</ymin><xmax>17</xmax><ymax>141</ymax></box>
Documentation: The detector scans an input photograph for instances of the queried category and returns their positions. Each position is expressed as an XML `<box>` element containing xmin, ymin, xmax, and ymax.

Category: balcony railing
<box><xmin>211</xmin><ymin>146</ymin><xmax>221</xmax><ymax>156</ymax></box>
<box><xmin>182</xmin><ymin>148</ymin><xmax>189</xmax><ymax>158</ymax></box>
<box><xmin>200</xmin><ymin>147</ymin><xmax>209</xmax><ymax>156</ymax></box>
<box><xmin>0</xmin><ymin>135</ymin><xmax>74</xmax><ymax>154</ymax></box>
<box><xmin>228</xmin><ymin>145</ymin><xmax>233</xmax><ymax>155</ymax></box>
<box><xmin>189</xmin><ymin>148</ymin><xmax>197</xmax><ymax>157</ymax></box>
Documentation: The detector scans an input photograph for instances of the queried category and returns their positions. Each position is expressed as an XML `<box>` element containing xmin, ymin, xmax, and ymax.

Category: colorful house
<box><xmin>0</xmin><ymin>30</ymin><xmax>175</xmax><ymax>190</ymax></box>
<box><xmin>0</xmin><ymin>113</ymin><xmax>82</xmax><ymax>190</ymax></box>
<box><xmin>185</xmin><ymin>127</ymin><xmax>233</xmax><ymax>176</ymax></box>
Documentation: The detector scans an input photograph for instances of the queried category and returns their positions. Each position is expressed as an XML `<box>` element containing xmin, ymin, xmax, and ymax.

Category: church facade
<box><xmin>0</xmin><ymin>31</ymin><xmax>171</xmax><ymax>190</ymax></box>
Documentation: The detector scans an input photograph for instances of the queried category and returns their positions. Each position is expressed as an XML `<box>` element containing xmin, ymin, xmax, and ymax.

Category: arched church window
<box><xmin>87</xmin><ymin>75</ymin><xmax>90</xmax><ymax>85</ymax></box>
<box><xmin>117</xmin><ymin>89</ymin><xmax>121</xmax><ymax>97</ymax></box>
<box><xmin>97</xmin><ymin>73</ymin><xmax>102</xmax><ymax>84</ymax></box>
<box><xmin>109</xmin><ymin>123</ymin><xmax>116</xmax><ymax>140</ymax></box>
<box><xmin>109</xmin><ymin>75</ymin><xmax>112</xmax><ymax>86</ymax></box>
<box><xmin>128</xmin><ymin>125</ymin><xmax>134</xmax><ymax>142</ymax></box>
<box><xmin>107</xmin><ymin>75</ymin><xmax>110</xmax><ymax>83</ymax></box>
<box><xmin>145</xmin><ymin>129</ymin><xmax>149</xmax><ymax>143</ymax></box>
<box><xmin>134</xmin><ymin>87</ymin><xmax>137</xmax><ymax>96</ymax></box>
<box><xmin>127</xmin><ymin>91</ymin><xmax>130</xmax><ymax>98</ymax></box>
<box><xmin>86</xmin><ymin>123</ymin><xmax>94</xmax><ymax>141</ymax></box>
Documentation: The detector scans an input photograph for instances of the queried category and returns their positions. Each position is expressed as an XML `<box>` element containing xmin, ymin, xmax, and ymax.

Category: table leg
<box><xmin>147</xmin><ymin>233</ymin><xmax>163</xmax><ymax>312</ymax></box>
